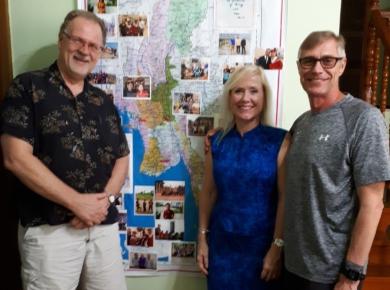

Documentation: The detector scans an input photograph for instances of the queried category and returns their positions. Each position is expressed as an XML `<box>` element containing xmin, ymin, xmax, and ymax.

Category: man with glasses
<box><xmin>283</xmin><ymin>31</ymin><xmax>390</xmax><ymax>290</ymax></box>
<box><xmin>0</xmin><ymin>10</ymin><xmax>128</xmax><ymax>290</ymax></box>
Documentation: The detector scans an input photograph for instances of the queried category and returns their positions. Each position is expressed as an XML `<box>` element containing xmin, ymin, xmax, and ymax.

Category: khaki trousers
<box><xmin>18</xmin><ymin>222</ymin><xmax>127</xmax><ymax>290</ymax></box>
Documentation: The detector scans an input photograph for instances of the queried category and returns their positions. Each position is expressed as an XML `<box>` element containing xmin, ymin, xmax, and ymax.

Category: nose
<box><xmin>311</xmin><ymin>60</ymin><xmax>324</xmax><ymax>72</ymax></box>
<box><xmin>78</xmin><ymin>43</ymin><xmax>90</xmax><ymax>54</ymax></box>
<box><xmin>241</xmin><ymin>89</ymin><xmax>252</xmax><ymax>100</ymax></box>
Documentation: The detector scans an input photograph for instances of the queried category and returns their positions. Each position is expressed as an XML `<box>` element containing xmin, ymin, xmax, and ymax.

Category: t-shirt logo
<box><xmin>318</xmin><ymin>134</ymin><xmax>330</xmax><ymax>141</ymax></box>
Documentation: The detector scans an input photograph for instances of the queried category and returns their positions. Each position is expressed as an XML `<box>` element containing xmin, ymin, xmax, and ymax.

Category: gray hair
<box><xmin>58</xmin><ymin>10</ymin><xmax>106</xmax><ymax>45</ymax></box>
<box><xmin>218</xmin><ymin>65</ymin><xmax>272</xmax><ymax>141</ymax></box>
<box><xmin>298</xmin><ymin>31</ymin><xmax>346</xmax><ymax>58</ymax></box>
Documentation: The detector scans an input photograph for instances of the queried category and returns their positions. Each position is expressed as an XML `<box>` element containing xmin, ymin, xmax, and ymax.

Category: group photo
<box><xmin>119</xmin><ymin>14</ymin><xmax>148</xmax><ymax>37</ymax></box>
<box><xmin>218</xmin><ymin>33</ymin><xmax>251</xmax><ymax>55</ymax></box>
<box><xmin>180</xmin><ymin>57</ymin><xmax>209</xmax><ymax>80</ymax></box>
<box><xmin>123</xmin><ymin>76</ymin><xmax>151</xmax><ymax>99</ymax></box>
<box><xmin>1</xmin><ymin>1</ymin><xmax>389</xmax><ymax>290</ymax></box>
<box><xmin>254</xmin><ymin>47</ymin><xmax>284</xmax><ymax>70</ymax></box>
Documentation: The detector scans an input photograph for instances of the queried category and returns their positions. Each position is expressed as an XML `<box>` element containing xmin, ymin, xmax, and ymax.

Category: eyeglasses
<box><xmin>63</xmin><ymin>31</ymin><xmax>104</xmax><ymax>54</ymax></box>
<box><xmin>298</xmin><ymin>56</ymin><xmax>343</xmax><ymax>69</ymax></box>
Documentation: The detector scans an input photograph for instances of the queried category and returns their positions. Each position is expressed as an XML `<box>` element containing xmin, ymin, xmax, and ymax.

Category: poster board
<box><xmin>78</xmin><ymin>0</ymin><xmax>286</xmax><ymax>276</ymax></box>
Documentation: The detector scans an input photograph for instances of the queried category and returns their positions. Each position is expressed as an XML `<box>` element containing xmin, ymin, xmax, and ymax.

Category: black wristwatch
<box><xmin>340</xmin><ymin>263</ymin><xmax>366</xmax><ymax>281</ymax></box>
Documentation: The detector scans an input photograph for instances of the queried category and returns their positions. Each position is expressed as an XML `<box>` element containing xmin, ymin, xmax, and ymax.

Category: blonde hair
<box><xmin>218</xmin><ymin>65</ymin><xmax>272</xmax><ymax>141</ymax></box>
<box><xmin>298</xmin><ymin>31</ymin><xmax>346</xmax><ymax>58</ymax></box>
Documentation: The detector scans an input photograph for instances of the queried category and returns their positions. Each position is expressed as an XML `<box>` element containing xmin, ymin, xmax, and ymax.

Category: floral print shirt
<box><xmin>0</xmin><ymin>62</ymin><xmax>129</xmax><ymax>226</ymax></box>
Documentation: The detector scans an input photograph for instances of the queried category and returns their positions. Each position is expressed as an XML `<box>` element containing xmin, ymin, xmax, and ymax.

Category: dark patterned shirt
<box><xmin>0</xmin><ymin>62</ymin><xmax>129</xmax><ymax>227</ymax></box>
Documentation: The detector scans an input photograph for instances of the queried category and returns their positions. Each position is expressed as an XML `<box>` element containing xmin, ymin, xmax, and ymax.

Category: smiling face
<box><xmin>126</xmin><ymin>82</ymin><xmax>133</xmax><ymax>90</ymax></box>
<box><xmin>298</xmin><ymin>39</ymin><xmax>346</xmax><ymax>111</ymax></box>
<box><xmin>229</xmin><ymin>73</ymin><xmax>265</xmax><ymax>131</ymax></box>
<box><xmin>57</xmin><ymin>16</ymin><xmax>103</xmax><ymax>84</ymax></box>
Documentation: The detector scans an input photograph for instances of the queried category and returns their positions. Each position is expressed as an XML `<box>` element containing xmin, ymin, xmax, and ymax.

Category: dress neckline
<box><xmin>232</xmin><ymin>123</ymin><xmax>263</xmax><ymax>138</ymax></box>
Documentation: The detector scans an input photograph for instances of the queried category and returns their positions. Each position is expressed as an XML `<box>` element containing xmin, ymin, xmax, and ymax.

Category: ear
<box><xmin>57</xmin><ymin>36</ymin><xmax>64</xmax><ymax>50</ymax></box>
<box><xmin>337</xmin><ymin>58</ymin><xmax>347</xmax><ymax>76</ymax></box>
<box><xmin>296</xmin><ymin>60</ymin><xmax>301</xmax><ymax>71</ymax></box>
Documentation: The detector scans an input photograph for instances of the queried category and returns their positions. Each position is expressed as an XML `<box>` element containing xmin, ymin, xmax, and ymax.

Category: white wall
<box><xmin>282</xmin><ymin>0</ymin><xmax>342</xmax><ymax>129</ymax></box>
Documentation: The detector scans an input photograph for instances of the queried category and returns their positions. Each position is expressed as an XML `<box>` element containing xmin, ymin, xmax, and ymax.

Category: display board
<box><xmin>78</xmin><ymin>0</ymin><xmax>286</xmax><ymax>276</ymax></box>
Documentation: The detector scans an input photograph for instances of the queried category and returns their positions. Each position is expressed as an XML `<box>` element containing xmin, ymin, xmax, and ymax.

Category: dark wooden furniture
<box><xmin>0</xmin><ymin>0</ymin><xmax>13</xmax><ymax>97</ymax></box>
<box><xmin>339</xmin><ymin>0</ymin><xmax>366</xmax><ymax>97</ymax></box>
<box><xmin>361</xmin><ymin>0</ymin><xmax>390</xmax><ymax>112</ymax></box>
<box><xmin>365</xmin><ymin>206</ymin><xmax>390</xmax><ymax>289</ymax></box>
<box><xmin>360</xmin><ymin>2</ymin><xmax>390</xmax><ymax>289</ymax></box>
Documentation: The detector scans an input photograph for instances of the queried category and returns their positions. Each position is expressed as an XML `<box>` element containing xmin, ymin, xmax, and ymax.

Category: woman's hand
<box><xmin>197</xmin><ymin>236</ymin><xmax>209</xmax><ymax>275</ymax></box>
<box><xmin>260</xmin><ymin>244</ymin><xmax>282</xmax><ymax>281</ymax></box>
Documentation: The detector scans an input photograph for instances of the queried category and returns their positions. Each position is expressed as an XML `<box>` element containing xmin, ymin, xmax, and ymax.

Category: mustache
<box><xmin>73</xmin><ymin>52</ymin><xmax>90</xmax><ymax>61</ymax></box>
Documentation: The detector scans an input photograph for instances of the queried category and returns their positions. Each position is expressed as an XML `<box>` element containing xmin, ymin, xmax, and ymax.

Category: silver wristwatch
<box><xmin>108</xmin><ymin>193</ymin><xmax>116</xmax><ymax>204</ymax></box>
<box><xmin>273</xmin><ymin>238</ymin><xmax>284</xmax><ymax>248</ymax></box>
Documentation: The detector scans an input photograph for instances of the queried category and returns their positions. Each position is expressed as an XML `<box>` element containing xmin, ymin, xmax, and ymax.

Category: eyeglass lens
<box><xmin>63</xmin><ymin>31</ymin><xmax>103</xmax><ymax>53</ymax></box>
<box><xmin>299</xmin><ymin>57</ymin><xmax>341</xmax><ymax>69</ymax></box>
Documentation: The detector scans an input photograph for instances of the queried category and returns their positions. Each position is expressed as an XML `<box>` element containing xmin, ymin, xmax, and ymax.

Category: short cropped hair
<box><xmin>218</xmin><ymin>65</ymin><xmax>272</xmax><ymax>140</ymax></box>
<box><xmin>298</xmin><ymin>31</ymin><xmax>346</xmax><ymax>58</ymax></box>
<box><xmin>58</xmin><ymin>10</ymin><xmax>106</xmax><ymax>45</ymax></box>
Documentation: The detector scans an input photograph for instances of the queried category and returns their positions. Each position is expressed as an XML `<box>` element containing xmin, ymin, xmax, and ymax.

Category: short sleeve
<box><xmin>210</xmin><ymin>129</ymin><xmax>224</xmax><ymax>155</ymax></box>
<box><xmin>350</xmin><ymin>107</ymin><xmax>390</xmax><ymax>186</ymax></box>
<box><xmin>289</xmin><ymin>111</ymin><xmax>308</xmax><ymax>138</ymax></box>
<box><xmin>0</xmin><ymin>76</ymin><xmax>34</xmax><ymax>146</ymax></box>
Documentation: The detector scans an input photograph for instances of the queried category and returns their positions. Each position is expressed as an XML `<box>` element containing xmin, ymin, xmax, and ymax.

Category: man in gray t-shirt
<box><xmin>283</xmin><ymin>31</ymin><xmax>390</xmax><ymax>290</ymax></box>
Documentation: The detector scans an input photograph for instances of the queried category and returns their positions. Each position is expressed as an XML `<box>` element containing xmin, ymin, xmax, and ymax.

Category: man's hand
<box><xmin>0</xmin><ymin>134</ymin><xmax>111</xmax><ymax>228</ymax></box>
<box><xmin>69</xmin><ymin>193</ymin><xmax>109</xmax><ymax>227</ymax></box>
<box><xmin>260</xmin><ymin>244</ymin><xmax>282</xmax><ymax>281</ymax></box>
<box><xmin>70</xmin><ymin>216</ymin><xmax>89</xmax><ymax>229</ymax></box>
<box><xmin>334</xmin><ymin>275</ymin><xmax>360</xmax><ymax>290</ymax></box>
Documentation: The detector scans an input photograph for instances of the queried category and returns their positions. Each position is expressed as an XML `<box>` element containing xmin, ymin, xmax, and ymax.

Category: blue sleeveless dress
<box><xmin>208</xmin><ymin>124</ymin><xmax>286</xmax><ymax>290</ymax></box>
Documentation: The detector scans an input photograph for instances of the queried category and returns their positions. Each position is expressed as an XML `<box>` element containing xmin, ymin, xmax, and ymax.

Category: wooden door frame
<box><xmin>0</xmin><ymin>0</ymin><xmax>13</xmax><ymax>100</ymax></box>
<box><xmin>0</xmin><ymin>1</ymin><xmax>20</xmax><ymax>289</ymax></box>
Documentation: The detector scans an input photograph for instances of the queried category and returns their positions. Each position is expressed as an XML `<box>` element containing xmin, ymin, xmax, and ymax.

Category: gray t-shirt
<box><xmin>284</xmin><ymin>94</ymin><xmax>390</xmax><ymax>283</ymax></box>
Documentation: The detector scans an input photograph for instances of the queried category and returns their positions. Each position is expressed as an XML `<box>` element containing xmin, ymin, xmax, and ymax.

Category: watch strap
<box><xmin>341</xmin><ymin>261</ymin><xmax>366</xmax><ymax>281</ymax></box>
<box><xmin>344</xmin><ymin>260</ymin><xmax>367</xmax><ymax>274</ymax></box>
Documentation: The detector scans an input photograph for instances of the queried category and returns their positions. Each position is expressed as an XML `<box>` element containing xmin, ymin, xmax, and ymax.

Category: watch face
<box><xmin>273</xmin><ymin>238</ymin><xmax>284</xmax><ymax>247</ymax></box>
<box><xmin>348</xmin><ymin>269</ymin><xmax>359</xmax><ymax>280</ymax></box>
<box><xmin>108</xmin><ymin>194</ymin><xmax>116</xmax><ymax>204</ymax></box>
<box><xmin>342</xmin><ymin>267</ymin><xmax>365</xmax><ymax>281</ymax></box>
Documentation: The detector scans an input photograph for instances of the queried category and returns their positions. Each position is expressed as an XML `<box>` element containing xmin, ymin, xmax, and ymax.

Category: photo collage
<box><xmin>82</xmin><ymin>0</ymin><xmax>286</xmax><ymax>275</ymax></box>
<box><xmin>87</xmin><ymin>0</ymin><xmax>215</xmax><ymax>141</ymax></box>
<box><xmin>115</xmin><ymin>180</ymin><xmax>194</xmax><ymax>271</ymax></box>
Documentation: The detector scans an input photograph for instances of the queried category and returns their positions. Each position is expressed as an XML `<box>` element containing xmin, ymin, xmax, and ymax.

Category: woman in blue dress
<box><xmin>197</xmin><ymin>65</ymin><xmax>289</xmax><ymax>290</ymax></box>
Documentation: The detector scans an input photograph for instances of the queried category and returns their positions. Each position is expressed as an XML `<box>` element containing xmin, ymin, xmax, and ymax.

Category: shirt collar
<box><xmin>49</xmin><ymin>61</ymin><xmax>92</xmax><ymax>98</ymax></box>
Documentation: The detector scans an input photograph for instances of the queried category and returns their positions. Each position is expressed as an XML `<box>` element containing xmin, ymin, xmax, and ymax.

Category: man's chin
<box><xmin>70</xmin><ymin>68</ymin><xmax>90</xmax><ymax>80</ymax></box>
<box><xmin>304</xmin><ymin>85</ymin><xmax>327</xmax><ymax>95</ymax></box>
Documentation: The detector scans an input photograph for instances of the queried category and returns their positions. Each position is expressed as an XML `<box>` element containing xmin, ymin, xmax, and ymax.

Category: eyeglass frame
<box><xmin>297</xmin><ymin>56</ymin><xmax>344</xmax><ymax>69</ymax></box>
<box><xmin>62</xmin><ymin>31</ymin><xmax>104</xmax><ymax>54</ymax></box>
